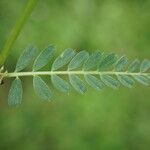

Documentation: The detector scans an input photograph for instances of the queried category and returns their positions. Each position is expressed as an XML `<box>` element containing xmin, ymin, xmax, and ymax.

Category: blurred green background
<box><xmin>0</xmin><ymin>0</ymin><xmax>150</xmax><ymax>149</ymax></box>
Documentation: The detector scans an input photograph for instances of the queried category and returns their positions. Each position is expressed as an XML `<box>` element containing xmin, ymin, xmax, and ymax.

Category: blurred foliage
<box><xmin>0</xmin><ymin>0</ymin><xmax>150</xmax><ymax>149</ymax></box>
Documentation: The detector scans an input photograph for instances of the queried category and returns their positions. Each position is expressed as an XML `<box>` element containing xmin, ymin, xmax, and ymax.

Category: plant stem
<box><xmin>1</xmin><ymin>71</ymin><xmax>149</xmax><ymax>78</ymax></box>
<box><xmin>0</xmin><ymin>0</ymin><xmax>38</xmax><ymax>66</ymax></box>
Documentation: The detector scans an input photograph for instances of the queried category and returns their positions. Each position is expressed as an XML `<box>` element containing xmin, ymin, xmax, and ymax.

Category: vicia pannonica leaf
<box><xmin>99</xmin><ymin>53</ymin><xmax>117</xmax><ymax>70</ymax></box>
<box><xmin>100</xmin><ymin>74</ymin><xmax>119</xmax><ymax>89</ymax></box>
<box><xmin>69</xmin><ymin>74</ymin><xmax>86</xmax><ymax>94</ymax></box>
<box><xmin>115</xmin><ymin>56</ymin><xmax>128</xmax><ymax>71</ymax></box>
<box><xmin>117</xmin><ymin>74</ymin><xmax>134</xmax><ymax>88</ymax></box>
<box><xmin>133</xmin><ymin>75</ymin><xmax>149</xmax><ymax>86</ymax></box>
<box><xmin>15</xmin><ymin>45</ymin><xmax>37</xmax><ymax>72</ymax></box>
<box><xmin>128</xmin><ymin>59</ymin><xmax>140</xmax><ymax>72</ymax></box>
<box><xmin>52</xmin><ymin>48</ymin><xmax>75</xmax><ymax>71</ymax></box>
<box><xmin>147</xmin><ymin>74</ymin><xmax>150</xmax><ymax>80</ymax></box>
<box><xmin>33</xmin><ymin>76</ymin><xmax>52</xmax><ymax>100</ymax></box>
<box><xmin>140</xmin><ymin>59</ymin><xmax>150</xmax><ymax>72</ymax></box>
<box><xmin>68</xmin><ymin>51</ymin><xmax>89</xmax><ymax>70</ymax></box>
<box><xmin>33</xmin><ymin>45</ymin><xmax>55</xmax><ymax>71</ymax></box>
<box><xmin>84</xmin><ymin>51</ymin><xmax>102</xmax><ymax>70</ymax></box>
<box><xmin>85</xmin><ymin>74</ymin><xmax>104</xmax><ymax>91</ymax></box>
<box><xmin>8</xmin><ymin>78</ymin><xmax>23</xmax><ymax>106</ymax></box>
<box><xmin>4</xmin><ymin>44</ymin><xmax>150</xmax><ymax>106</ymax></box>
<box><xmin>51</xmin><ymin>75</ymin><xmax>70</xmax><ymax>93</ymax></box>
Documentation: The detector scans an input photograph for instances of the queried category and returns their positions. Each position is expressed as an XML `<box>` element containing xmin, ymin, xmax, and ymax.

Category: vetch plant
<box><xmin>0</xmin><ymin>0</ymin><xmax>150</xmax><ymax>106</ymax></box>
<box><xmin>0</xmin><ymin>45</ymin><xmax>150</xmax><ymax>106</ymax></box>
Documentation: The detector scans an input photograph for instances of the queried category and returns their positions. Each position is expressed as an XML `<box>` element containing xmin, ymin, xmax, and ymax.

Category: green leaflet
<box><xmin>140</xmin><ymin>59</ymin><xmax>150</xmax><ymax>72</ymax></box>
<box><xmin>68</xmin><ymin>51</ymin><xmax>89</xmax><ymax>70</ymax></box>
<box><xmin>128</xmin><ymin>59</ymin><xmax>140</xmax><ymax>72</ymax></box>
<box><xmin>84</xmin><ymin>51</ymin><xmax>102</xmax><ymax>71</ymax></box>
<box><xmin>99</xmin><ymin>53</ymin><xmax>117</xmax><ymax>70</ymax></box>
<box><xmin>117</xmin><ymin>74</ymin><xmax>134</xmax><ymax>88</ymax></box>
<box><xmin>115</xmin><ymin>56</ymin><xmax>128</xmax><ymax>71</ymax></box>
<box><xmin>15</xmin><ymin>45</ymin><xmax>37</xmax><ymax>72</ymax></box>
<box><xmin>33</xmin><ymin>45</ymin><xmax>55</xmax><ymax>71</ymax></box>
<box><xmin>100</xmin><ymin>74</ymin><xmax>119</xmax><ymax>89</ymax></box>
<box><xmin>133</xmin><ymin>75</ymin><xmax>149</xmax><ymax>86</ymax></box>
<box><xmin>146</xmin><ymin>74</ymin><xmax>150</xmax><ymax>80</ymax></box>
<box><xmin>69</xmin><ymin>74</ymin><xmax>86</xmax><ymax>94</ymax></box>
<box><xmin>8</xmin><ymin>78</ymin><xmax>23</xmax><ymax>106</ymax></box>
<box><xmin>51</xmin><ymin>75</ymin><xmax>70</xmax><ymax>93</ymax></box>
<box><xmin>33</xmin><ymin>76</ymin><xmax>52</xmax><ymax>100</ymax></box>
<box><xmin>52</xmin><ymin>48</ymin><xmax>75</xmax><ymax>71</ymax></box>
<box><xmin>85</xmin><ymin>74</ymin><xmax>104</xmax><ymax>91</ymax></box>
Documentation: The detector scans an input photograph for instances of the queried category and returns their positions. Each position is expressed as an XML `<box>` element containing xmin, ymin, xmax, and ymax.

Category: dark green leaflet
<box><xmin>15</xmin><ymin>45</ymin><xmax>37</xmax><ymax>72</ymax></box>
<box><xmin>33</xmin><ymin>45</ymin><xmax>55</xmax><ymax>71</ymax></box>
<box><xmin>8</xmin><ymin>78</ymin><xmax>23</xmax><ymax>106</ymax></box>
<box><xmin>69</xmin><ymin>74</ymin><xmax>87</xmax><ymax>94</ymax></box>
<box><xmin>68</xmin><ymin>51</ymin><xmax>89</xmax><ymax>70</ymax></box>
<box><xmin>33</xmin><ymin>76</ymin><xmax>52</xmax><ymax>100</ymax></box>
<box><xmin>52</xmin><ymin>48</ymin><xmax>75</xmax><ymax>71</ymax></box>
<box><xmin>85</xmin><ymin>74</ymin><xmax>104</xmax><ymax>91</ymax></box>
<box><xmin>51</xmin><ymin>75</ymin><xmax>70</xmax><ymax>93</ymax></box>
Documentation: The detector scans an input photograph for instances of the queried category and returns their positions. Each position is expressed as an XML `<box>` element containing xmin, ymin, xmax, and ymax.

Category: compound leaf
<box><xmin>15</xmin><ymin>45</ymin><xmax>37</xmax><ymax>72</ymax></box>
<box><xmin>85</xmin><ymin>74</ymin><xmax>104</xmax><ymax>91</ymax></box>
<box><xmin>68</xmin><ymin>51</ymin><xmax>89</xmax><ymax>70</ymax></box>
<box><xmin>8</xmin><ymin>78</ymin><xmax>23</xmax><ymax>106</ymax></box>
<box><xmin>6</xmin><ymin>46</ymin><xmax>150</xmax><ymax>106</ymax></box>
<box><xmin>52</xmin><ymin>48</ymin><xmax>75</xmax><ymax>71</ymax></box>
<box><xmin>69</xmin><ymin>74</ymin><xmax>86</xmax><ymax>94</ymax></box>
<box><xmin>33</xmin><ymin>45</ymin><xmax>55</xmax><ymax>71</ymax></box>
<box><xmin>33</xmin><ymin>76</ymin><xmax>52</xmax><ymax>100</ymax></box>
<box><xmin>51</xmin><ymin>75</ymin><xmax>70</xmax><ymax>93</ymax></box>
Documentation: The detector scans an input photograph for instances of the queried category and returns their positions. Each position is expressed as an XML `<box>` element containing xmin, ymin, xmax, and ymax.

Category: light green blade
<box><xmin>100</xmin><ymin>74</ymin><xmax>119</xmax><ymax>89</ymax></box>
<box><xmin>33</xmin><ymin>76</ymin><xmax>52</xmax><ymax>100</ymax></box>
<box><xmin>33</xmin><ymin>45</ymin><xmax>55</xmax><ymax>71</ymax></box>
<box><xmin>140</xmin><ymin>59</ymin><xmax>150</xmax><ymax>72</ymax></box>
<box><xmin>117</xmin><ymin>74</ymin><xmax>134</xmax><ymax>88</ymax></box>
<box><xmin>84</xmin><ymin>51</ymin><xmax>102</xmax><ymax>71</ymax></box>
<box><xmin>69</xmin><ymin>74</ymin><xmax>87</xmax><ymax>94</ymax></box>
<box><xmin>51</xmin><ymin>75</ymin><xmax>70</xmax><ymax>93</ymax></box>
<box><xmin>128</xmin><ymin>59</ymin><xmax>140</xmax><ymax>72</ymax></box>
<box><xmin>85</xmin><ymin>74</ymin><xmax>104</xmax><ymax>91</ymax></box>
<box><xmin>115</xmin><ymin>56</ymin><xmax>128</xmax><ymax>71</ymax></box>
<box><xmin>99</xmin><ymin>53</ymin><xmax>117</xmax><ymax>71</ymax></box>
<box><xmin>15</xmin><ymin>45</ymin><xmax>37</xmax><ymax>72</ymax></box>
<box><xmin>8</xmin><ymin>78</ymin><xmax>23</xmax><ymax>106</ymax></box>
<box><xmin>68</xmin><ymin>51</ymin><xmax>89</xmax><ymax>70</ymax></box>
<box><xmin>52</xmin><ymin>48</ymin><xmax>75</xmax><ymax>71</ymax></box>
